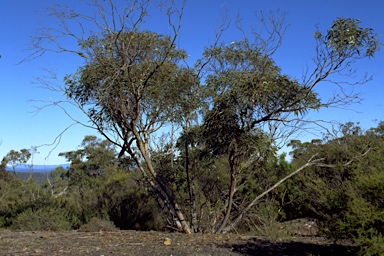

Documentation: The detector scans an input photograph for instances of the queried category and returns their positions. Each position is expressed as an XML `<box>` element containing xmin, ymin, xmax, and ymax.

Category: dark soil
<box><xmin>0</xmin><ymin>230</ymin><xmax>359</xmax><ymax>256</ymax></box>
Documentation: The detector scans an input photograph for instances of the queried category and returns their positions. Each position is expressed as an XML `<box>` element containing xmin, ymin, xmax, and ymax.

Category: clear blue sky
<box><xmin>1</xmin><ymin>0</ymin><xmax>383</xmax><ymax>165</ymax></box>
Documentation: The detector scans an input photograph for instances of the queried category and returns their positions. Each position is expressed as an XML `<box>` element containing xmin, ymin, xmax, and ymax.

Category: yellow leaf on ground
<box><xmin>163</xmin><ymin>238</ymin><xmax>171</xmax><ymax>246</ymax></box>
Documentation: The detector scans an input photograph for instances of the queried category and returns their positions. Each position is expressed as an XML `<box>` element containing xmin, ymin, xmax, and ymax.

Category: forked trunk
<box><xmin>134</xmin><ymin>132</ymin><xmax>192</xmax><ymax>234</ymax></box>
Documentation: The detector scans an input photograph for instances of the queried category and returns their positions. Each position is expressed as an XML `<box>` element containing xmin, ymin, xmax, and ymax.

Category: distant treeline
<box><xmin>7</xmin><ymin>172</ymin><xmax>50</xmax><ymax>184</ymax></box>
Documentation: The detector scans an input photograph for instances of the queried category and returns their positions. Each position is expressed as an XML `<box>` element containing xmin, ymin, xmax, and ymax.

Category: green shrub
<box><xmin>357</xmin><ymin>234</ymin><xmax>384</xmax><ymax>256</ymax></box>
<box><xmin>285</xmin><ymin>122</ymin><xmax>384</xmax><ymax>255</ymax></box>
<box><xmin>104</xmin><ymin>170</ymin><xmax>166</xmax><ymax>231</ymax></box>
<box><xmin>11</xmin><ymin>207</ymin><xmax>71</xmax><ymax>231</ymax></box>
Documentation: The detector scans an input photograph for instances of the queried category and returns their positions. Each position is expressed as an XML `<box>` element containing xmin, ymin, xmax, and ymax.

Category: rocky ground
<box><xmin>0</xmin><ymin>229</ymin><xmax>360</xmax><ymax>256</ymax></box>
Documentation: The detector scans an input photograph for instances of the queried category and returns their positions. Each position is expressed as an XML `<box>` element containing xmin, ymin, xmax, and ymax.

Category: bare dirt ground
<box><xmin>0</xmin><ymin>230</ymin><xmax>359</xmax><ymax>256</ymax></box>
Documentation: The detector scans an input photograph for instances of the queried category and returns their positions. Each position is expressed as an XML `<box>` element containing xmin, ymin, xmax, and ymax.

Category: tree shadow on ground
<box><xmin>224</xmin><ymin>238</ymin><xmax>360</xmax><ymax>256</ymax></box>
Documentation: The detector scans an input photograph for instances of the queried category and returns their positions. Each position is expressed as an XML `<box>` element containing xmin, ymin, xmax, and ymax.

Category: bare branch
<box><xmin>222</xmin><ymin>154</ymin><xmax>324</xmax><ymax>233</ymax></box>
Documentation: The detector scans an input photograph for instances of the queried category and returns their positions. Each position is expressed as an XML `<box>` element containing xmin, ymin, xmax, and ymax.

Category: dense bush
<box><xmin>285</xmin><ymin>122</ymin><xmax>384</xmax><ymax>255</ymax></box>
<box><xmin>0</xmin><ymin>177</ymin><xmax>50</xmax><ymax>228</ymax></box>
<box><xmin>11</xmin><ymin>207</ymin><xmax>71</xmax><ymax>231</ymax></box>
<box><xmin>104</xmin><ymin>169</ymin><xmax>166</xmax><ymax>230</ymax></box>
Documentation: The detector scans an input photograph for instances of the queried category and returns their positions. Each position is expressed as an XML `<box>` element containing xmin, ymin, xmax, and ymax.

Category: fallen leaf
<box><xmin>163</xmin><ymin>238</ymin><xmax>171</xmax><ymax>246</ymax></box>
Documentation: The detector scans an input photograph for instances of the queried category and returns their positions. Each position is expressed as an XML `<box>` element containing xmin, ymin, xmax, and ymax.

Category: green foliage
<box><xmin>64</xmin><ymin>31</ymin><xmax>189</xmax><ymax>132</ymax></box>
<box><xmin>104</xmin><ymin>169</ymin><xmax>166</xmax><ymax>230</ymax></box>
<box><xmin>202</xmin><ymin>98</ymin><xmax>244</xmax><ymax>156</ymax></box>
<box><xmin>317</xmin><ymin>17</ymin><xmax>380</xmax><ymax>58</ymax></box>
<box><xmin>63</xmin><ymin>27</ymin><xmax>199</xmax><ymax>234</ymax></box>
<box><xmin>204</xmin><ymin>40</ymin><xmax>321</xmax><ymax>130</ymax></box>
<box><xmin>59</xmin><ymin>135</ymin><xmax>117</xmax><ymax>176</ymax></box>
<box><xmin>0</xmin><ymin>150</ymin><xmax>14</xmax><ymax>181</ymax></box>
<box><xmin>11</xmin><ymin>207</ymin><xmax>71</xmax><ymax>231</ymax></box>
<box><xmin>53</xmin><ymin>136</ymin><xmax>166</xmax><ymax>231</ymax></box>
<box><xmin>199</xmin><ymin>41</ymin><xmax>298</xmax><ymax>231</ymax></box>
<box><xmin>0</xmin><ymin>177</ymin><xmax>48</xmax><ymax>228</ymax></box>
<box><xmin>285</xmin><ymin>122</ymin><xmax>384</xmax><ymax>255</ymax></box>
<box><xmin>2</xmin><ymin>149</ymin><xmax>31</xmax><ymax>174</ymax></box>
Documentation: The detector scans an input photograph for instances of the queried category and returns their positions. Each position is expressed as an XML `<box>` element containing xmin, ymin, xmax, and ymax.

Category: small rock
<box><xmin>164</xmin><ymin>238</ymin><xmax>172</xmax><ymax>246</ymax></box>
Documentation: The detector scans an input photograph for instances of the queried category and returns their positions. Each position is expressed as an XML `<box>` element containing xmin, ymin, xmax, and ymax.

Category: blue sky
<box><xmin>1</xmin><ymin>0</ymin><xmax>383</xmax><ymax>165</ymax></box>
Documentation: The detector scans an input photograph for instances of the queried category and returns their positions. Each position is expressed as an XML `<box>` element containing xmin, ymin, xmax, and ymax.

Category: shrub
<box><xmin>78</xmin><ymin>217</ymin><xmax>118</xmax><ymax>232</ymax></box>
<box><xmin>11</xmin><ymin>207</ymin><xmax>71</xmax><ymax>231</ymax></box>
<box><xmin>285</xmin><ymin>122</ymin><xmax>384</xmax><ymax>255</ymax></box>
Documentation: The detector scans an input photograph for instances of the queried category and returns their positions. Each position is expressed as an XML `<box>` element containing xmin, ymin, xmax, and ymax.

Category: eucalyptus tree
<box><xmin>199</xmin><ymin>17</ymin><xmax>380</xmax><ymax>233</ymax></box>
<box><xmin>28</xmin><ymin>0</ymin><xmax>195</xmax><ymax>233</ymax></box>
<box><xmin>200</xmin><ymin>39</ymin><xmax>320</xmax><ymax>233</ymax></box>
<box><xmin>64</xmin><ymin>28</ymin><xmax>193</xmax><ymax>233</ymax></box>
<box><xmin>1</xmin><ymin>149</ymin><xmax>31</xmax><ymax>176</ymax></box>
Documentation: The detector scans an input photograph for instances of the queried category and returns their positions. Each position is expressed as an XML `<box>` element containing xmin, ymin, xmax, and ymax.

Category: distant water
<box><xmin>5</xmin><ymin>164</ymin><xmax>70</xmax><ymax>173</ymax></box>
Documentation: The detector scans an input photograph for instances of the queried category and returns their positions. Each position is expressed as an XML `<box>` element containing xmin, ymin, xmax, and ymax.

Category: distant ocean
<box><xmin>5</xmin><ymin>164</ymin><xmax>70</xmax><ymax>173</ymax></box>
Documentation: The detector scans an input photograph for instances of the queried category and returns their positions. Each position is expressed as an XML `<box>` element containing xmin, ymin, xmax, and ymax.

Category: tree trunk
<box><xmin>216</xmin><ymin>150</ymin><xmax>239</xmax><ymax>233</ymax></box>
<box><xmin>216</xmin><ymin>172</ymin><xmax>236</xmax><ymax>233</ymax></box>
<box><xmin>184</xmin><ymin>120</ymin><xmax>198</xmax><ymax>232</ymax></box>
<box><xmin>133</xmin><ymin>130</ymin><xmax>192</xmax><ymax>234</ymax></box>
<box><xmin>126</xmin><ymin>146</ymin><xmax>184</xmax><ymax>230</ymax></box>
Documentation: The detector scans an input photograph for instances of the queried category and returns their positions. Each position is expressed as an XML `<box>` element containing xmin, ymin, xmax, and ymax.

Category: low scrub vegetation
<box><xmin>1</xmin><ymin>122</ymin><xmax>384</xmax><ymax>255</ymax></box>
